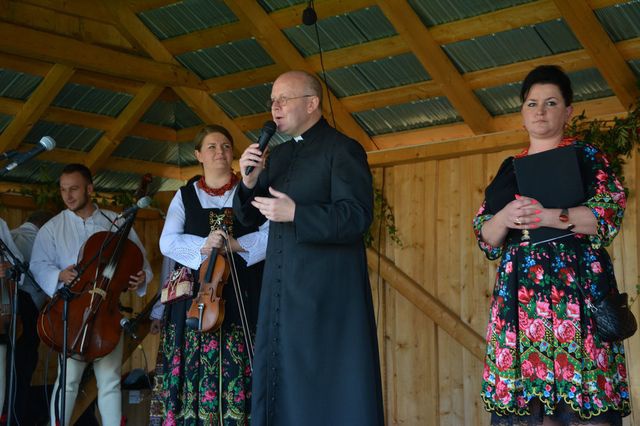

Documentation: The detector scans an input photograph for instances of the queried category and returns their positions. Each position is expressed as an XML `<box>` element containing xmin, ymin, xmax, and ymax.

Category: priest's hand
<box><xmin>239</xmin><ymin>143</ymin><xmax>267</xmax><ymax>189</ymax></box>
<box><xmin>252</xmin><ymin>187</ymin><xmax>295</xmax><ymax>222</ymax></box>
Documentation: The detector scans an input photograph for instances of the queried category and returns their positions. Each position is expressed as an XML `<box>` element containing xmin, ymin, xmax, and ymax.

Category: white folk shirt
<box><xmin>154</xmin><ymin>183</ymin><xmax>268</xmax><ymax>320</ymax></box>
<box><xmin>11</xmin><ymin>222</ymin><xmax>47</xmax><ymax>308</ymax></box>
<box><xmin>30</xmin><ymin>206</ymin><xmax>153</xmax><ymax>298</ymax></box>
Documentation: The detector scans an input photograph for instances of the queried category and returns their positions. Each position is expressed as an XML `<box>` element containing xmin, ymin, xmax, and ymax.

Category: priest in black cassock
<box><xmin>233</xmin><ymin>70</ymin><xmax>384</xmax><ymax>426</ymax></box>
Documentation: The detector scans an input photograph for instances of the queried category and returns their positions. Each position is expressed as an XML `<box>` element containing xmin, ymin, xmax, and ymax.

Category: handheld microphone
<box><xmin>116</xmin><ymin>196</ymin><xmax>152</xmax><ymax>220</ymax></box>
<box><xmin>245</xmin><ymin>120</ymin><xmax>276</xmax><ymax>175</ymax></box>
<box><xmin>0</xmin><ymin>136</ymin><xmax>56</xmax><ymax>175</ymax></box>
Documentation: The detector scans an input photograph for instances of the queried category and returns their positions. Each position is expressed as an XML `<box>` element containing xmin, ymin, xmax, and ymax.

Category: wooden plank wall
<box><xmin>370</xmin><ymin>148</ymin><xmax>639</xmax><ymax>425</ymax></box>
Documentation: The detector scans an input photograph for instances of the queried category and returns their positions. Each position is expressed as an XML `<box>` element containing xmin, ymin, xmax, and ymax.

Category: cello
<box><xmin>37</xmin><ymin>175</ymin><xmax>151</xmax><ymax>361</ymax></box>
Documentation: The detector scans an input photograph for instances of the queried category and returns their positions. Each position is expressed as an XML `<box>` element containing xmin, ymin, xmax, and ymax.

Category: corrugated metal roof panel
<box><xmin>141</xmin><ymin>100</ymin><xmax>204</xmax><ymax>129</ymax></box>
<box><xmin>443</xmin><ymin>19</ymin><xmax>581</xmax><ymax>73</ymax></box>
<box><xmin>0</xmin><ymin>69</ymin><xmax>42</xmax><ymax>100</ymax></box>
<box><xmin>213</xmin><ymin>83</ymin><xmax>272</xmax><ymax>118</ymax></box>
<box><xmin>137</xmin><ymin>0</ymin><xmax>237</xmax><ymax>40</ymax></box>
<box><xmin>629</xmin><ymin>59</ymin><xmax>640</xmax><ymax>77</ymax></box>
<box><xmin>0</xmin><ymin>160</ymin><xmax>64</xmax><ymax>185</ymax></box>
<box><xmin>259</xmin><ymin>0</ymin><xmax>306</xmax><ymax>13</ymax></box>
<box><xmin>25</xmin><ymin>121</ymin><xmax>103</xmax><ymax>152</ymax></box>
<box><xmin>113</xmin><ymin>136</ymin><xmax>181</xmax><ymax>165</ymax></box>
<box><xmin>0</xmin><ymin>114</ymin><xmax>11</xmax><ymax>133</ymax></box>
<box><xmin>474</xmin><ymin>82</ymin><xmax>521</xmax><ymax>116</ymax></box>
<box><xmin>283</xmin><ymin>6</ymin><xmax>396</xmax><ymax>57</ymax></box>
<box><xmin>245</xmin><ymin>129</ymin><xmax>289</xmax><ymax>147</ymax></box>
<box><xmin>353</xmin><ymin>97</ymin><xmax>461</xmax><ymax>135</ymax></box>
<box><xmin>595</xmin><ymin>1</ymin><xmax>640</xmax><ymax>42</ymax></box>
<box><xmin>475</xmin><ymin>67</ymin><xmax>614</xmax><ymax>116</ymax></box>
<box><xmin>52</xmin><ymin>83</ymin><xmax>133</xmax><ymax>117</ymax></box>
<box><xmin>408</xmin><ymin>0</ymin><xmax>534</xmax><ymax>26</ymax></box>
<box><xmin>93</xmin><ymin>169</ymin><xmax>166</xmax><ymax>193</ymax></box>
<box><xmin>176</xmin><ymin>38</ymin><xmax>274</xmax><ymax>80</ymax></box>
<box><xmin>570</xmin><ymin>68</ymin><xmax>614</xmax><ymax>102</ymax></box>
<box><xmin>324</xmin><ymin>53</ymin><xmax>430</xmax><ymax>98</ymax></box>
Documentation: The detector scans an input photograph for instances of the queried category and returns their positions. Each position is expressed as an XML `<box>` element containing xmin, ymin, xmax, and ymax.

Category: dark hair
<box><xmin>520</xmin><ymin>65</ymin><xmax>573</xmax><ymax>106</ymax></box>
<box><xmin>26</xmin><ymin>210</ymin><xmax>55</xmax><ymax>228</ymax></box>
<box><xmin>61</xmin><ymin>163</ymin><xmax>93</xmax><ymax>184</ymax></box>
<box><xmin>194</xmin><ymin>125</ymin><xmax>234</xmax><ymax>151</ymax></box>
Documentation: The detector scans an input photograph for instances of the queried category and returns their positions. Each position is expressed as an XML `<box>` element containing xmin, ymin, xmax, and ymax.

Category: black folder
<box><xmin>513</xmin><ymin>145</ymin><xmax>585</xmax><ymax>244</ymax></box>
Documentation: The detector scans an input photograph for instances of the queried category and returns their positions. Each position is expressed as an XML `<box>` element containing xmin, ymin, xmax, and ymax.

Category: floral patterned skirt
<box><xmin>481</xmin><ymin>240</ymin><xmax>631</xmax><ymax>423</ymax></box>
<box><xmin>149</xmin><ymin>321</ymin><xmax>252</xmax><ymax>426</ymax></box>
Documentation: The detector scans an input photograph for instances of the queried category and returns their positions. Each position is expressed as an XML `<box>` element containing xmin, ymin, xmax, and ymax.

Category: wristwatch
<box><xmin>559</xmin><ymin>208</ymin><xmax>575</xmax><ymax>231</ymax></box>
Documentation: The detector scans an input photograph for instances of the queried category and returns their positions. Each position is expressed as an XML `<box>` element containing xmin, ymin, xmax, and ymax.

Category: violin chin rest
<box><xmin>185</xmin><ymin>317</ymin><xmax>200</xmax><ymax>331</ymax></box>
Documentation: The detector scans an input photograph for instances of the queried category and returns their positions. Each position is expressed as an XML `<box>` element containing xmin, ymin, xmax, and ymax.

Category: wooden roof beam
<box><xmin>205</xmin><ymin>64</ymin><xmax>285</xmax><ymax>94</ymax></box>
<box><xmin>376</xmin><ymin>1</ymin><xmax>494</xmax><ymax>135</ymax></box>
<box><xmin>269</xmin><ymin>0</ymin><xmax>375</xmax><ymax>29</ymax></box>
<box><xmin>0</xmin><ymin>22</ymin><xmax>207</xmax><ymax>90</ymax></box>
<box><xmin>0</xmin><ymin>63</ymin><xmax>74</xmax><ymax>151</ymax></box>
<box><xmin>85</xmin><ymin>83</ymin><xmax>164</xmax><ymax>172</ymax></box>
<box><xmin>228</xmin><ymin>0</ymin><xmax>376</xmax><ymax>150</ymax></box>
<box><xmin>105</xmin><ymin>0</ymin><xmax>252</xmax><ymax>151</ymax></box>
<box><xmin>552</xmin><ymin>0</ymin><xmax>639</xmax><ymax>109</ymax></box>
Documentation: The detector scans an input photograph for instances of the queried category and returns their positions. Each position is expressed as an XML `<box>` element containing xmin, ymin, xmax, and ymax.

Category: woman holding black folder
<box><xmin>474</xmin><ymin>66</ymin><xmax>630</xmax><ymax>424</ymax></box>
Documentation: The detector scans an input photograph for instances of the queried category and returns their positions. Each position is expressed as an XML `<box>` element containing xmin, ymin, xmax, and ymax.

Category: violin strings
<box><xmin>224</xmin><ymin>236</ymin><xmax>254</xmax><ymax>367</ymax></box>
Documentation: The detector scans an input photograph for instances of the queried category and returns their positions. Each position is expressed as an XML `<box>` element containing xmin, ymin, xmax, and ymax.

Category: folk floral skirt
<box><xmin>481</xmin><ymin>240</ymin><xmax>631</xmax><ymax>424</ymax></box>
<box><xmin>149</xmin><ymin>321</ymin><xmax>252</xmax><ymax>426</ymax></box>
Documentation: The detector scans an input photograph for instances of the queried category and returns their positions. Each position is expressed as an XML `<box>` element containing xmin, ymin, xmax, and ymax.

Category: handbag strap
<box><xmin>574</xmin><ymin>282</ymin><xmax>598</xmax><ymax>314</ymax></box>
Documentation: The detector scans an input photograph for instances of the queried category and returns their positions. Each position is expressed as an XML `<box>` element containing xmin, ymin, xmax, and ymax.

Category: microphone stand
<box><xmin>0</xmin><ymin>237</ymin><xmax>30</xmax><ymax>426</ymax></box>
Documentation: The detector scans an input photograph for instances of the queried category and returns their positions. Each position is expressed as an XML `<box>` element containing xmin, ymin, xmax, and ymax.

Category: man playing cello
<box><xmin>30</xmin><ymin>163</ymin><xmax>153</xmax><ymax>426</ymax></box>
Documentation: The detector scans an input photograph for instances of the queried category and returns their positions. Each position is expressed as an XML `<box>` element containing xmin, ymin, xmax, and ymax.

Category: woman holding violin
<box><xmin>150</xmin><ymin>125</ymin><xmax>267</xmax><ymax>425</ymax></box>
<box><xmin>30</xmin><ymin>163</ymin><xmax>153</xmax><ymax>426</ymax></box>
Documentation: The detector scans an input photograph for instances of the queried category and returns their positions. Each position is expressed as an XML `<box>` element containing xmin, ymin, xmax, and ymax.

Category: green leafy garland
<box><xmin>365</xmin><ymin>186</ymin><xmax>402</xmax><ymax>248</ymax></box>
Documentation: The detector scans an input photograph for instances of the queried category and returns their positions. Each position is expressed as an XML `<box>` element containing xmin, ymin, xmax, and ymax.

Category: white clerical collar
<box><xmin>293</xmin><ymin>136</ymin><xmax>303</xmax><ymax>143</ymax></box>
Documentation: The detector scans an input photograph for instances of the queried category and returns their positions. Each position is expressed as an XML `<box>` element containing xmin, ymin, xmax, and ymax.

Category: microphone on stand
<box><xmin>116</xmin><ymin>196</ymin><xmax>152</xmax><ymax>220</ymax></box>
<box><xmin>0</xmin><ymin>136</ymin><xmax>56</xmax><ymax>175</ymax></box>
<box><xmin>120</xmin><ymin>317</ymin><xmax>138</xmax><ymax>340</ymax></box>
<box><xmin>245</xmin><ymin>120</ymin><xmax>277</xmax><ymax>175</ymax></box>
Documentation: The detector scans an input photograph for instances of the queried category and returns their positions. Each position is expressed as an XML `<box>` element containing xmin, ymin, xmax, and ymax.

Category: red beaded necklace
<box><xmin>197</xmin><ymin>173</ymin><xmax>239</xmax><ymax>196</ymax></box>
<box><xmin>515</xmin><ymin>136</ymin><xmax>577</xmax><ymax>158</ymax></box>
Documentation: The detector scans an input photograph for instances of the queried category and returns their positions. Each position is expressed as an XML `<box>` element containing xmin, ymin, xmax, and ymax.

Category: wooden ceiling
<box><xmin>0</xmin><ymin>0</ymin><xmax>639</xmax><ymax>184</ymax></box>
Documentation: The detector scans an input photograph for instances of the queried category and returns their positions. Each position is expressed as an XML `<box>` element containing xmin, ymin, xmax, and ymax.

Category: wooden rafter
<box><xmin>205</xmin><ymin>64</ymin><xmax>285</xmax><ymax>93</ymax></box>
<box><xmin>552</xmin><ymin>0</ymin><xmax>640</xmax><ymax>109</ymax></box>
<box><xmin>0</xmin><ymin>63</ymin><xmax>74</xmax><ymax>151</ymax></box>
<box><xmin>85</xmin><ymin>83</ymin><xmax>164</xmax><ymax>172</ymax></box>
<box><xmin>0</xmin><ymin>22</ymin><xmax>207</xmax><ymax>90</ymax></box>
<box><xmin>104</xmin><ymin>0</ymin><xmax>251</xmax><ymax>152</ymax></box>
<box><xmin>228</xmin><ymin>0</ymin><xmax>376</xmax><ymax>150</ymax></box>
<box><xmin>376</xmin><ymin>0</ymin><xmax>494</xmax><ymax>135</ymax></box>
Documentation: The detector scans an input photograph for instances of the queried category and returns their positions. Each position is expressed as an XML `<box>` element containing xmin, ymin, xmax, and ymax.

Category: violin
<box><xmin>37</xmin><ymin>175</ymin><xmax>151</xmax><ymax>361</ymax></box>
<box><xmin>185</xmin><ymin>244</ymin><xmax>230</xmax><ymax>333</ymax></box>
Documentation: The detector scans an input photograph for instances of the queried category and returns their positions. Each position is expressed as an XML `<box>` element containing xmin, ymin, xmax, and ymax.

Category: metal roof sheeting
<box><xmin>0</xmin><ymin>160</ymin><xmax>65</xmax><ymax>185</ymax></box>
<box><xmin>0</xmin><ymin>114</ymin><xmax>11</xmax><ymax>133</ymax></box>
<box><xmin>324</xmin><ymin>53</ymin><xmax>430</xmax><ymax>98</ymax></box>
<box><xmin>408</xmin><ymin>0</ymin><xmax>534</xmax><ymax>26</ymax></box>
<box><xmin>52</xmin><ymin>83</ymin><xmax>133</xmax><ymax>117</ymax></box>
<box><xmin>443</xmin><ymin>19</ymin><xmax>581</xmax><ymax>73</ymax></box>
<box><xmin>259</xmin><ymin>0</ymin><xmax>306</xmax><ymax>13</ymax></box>
<box><xmin>0</xmin><ymin>69</ymin><xmax>42</xmax><ymax>100</ymax></box>
<box><xmin>283</xmin><ymin>6</ymin><xmax>396</xmax><ymax>57</ymax></box>
<box><xmin>137</xmin><ymin>0</ymin><xmax>237</xmax><ymax>40</ymax></box>
<box><xmin>141</xmin><ymin>100</ymin><xmax>204</xmax><ymax>129</ymax></box>
<box><xmin>213</xmin><ymin>83</ymin><xmax>273</xmax><ymax>118</ymax></box>
<box><xmin>475</xmin><ymin>68</ymin><xmax>613</xmax><ymax>116</ymax></box>
<box><xmin>176</xmin><ymin>38</ymin><xmax>275</xmax><ymax>80</ymax></box>
<box><xmin>113</xmin><ymin>136</ymin><xmax>182</xmax><ymax>166</ymax></box>
<box><xmin>25</xmin><ymin>121</ymin><xmax>103</xmax><ymax>152</ymax></box>
<box><xmin>594</xmin><ymin>1</ymin><xmax>640</xmax><ymax>42</ymax></box>
<box><xmin>354</xmin><ymin>97</ymin><xmax>461</xmax><ymax>135</ymax></box>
